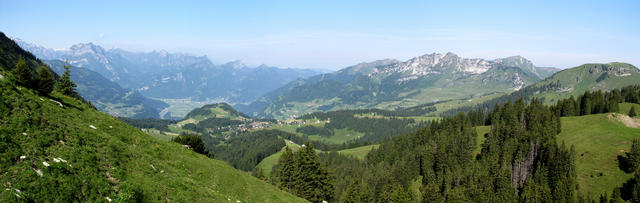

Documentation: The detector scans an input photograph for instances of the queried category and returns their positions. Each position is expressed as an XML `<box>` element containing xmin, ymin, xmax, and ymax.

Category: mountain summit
<box><xmin>240</xmin><ymin>53</ymin><xmax>558</xmax><ymax>119</ymax></box>
<box><xmin>15</xmin><ymin>39</ymin><xmax>321</xmax><ymax>118</ymax></box>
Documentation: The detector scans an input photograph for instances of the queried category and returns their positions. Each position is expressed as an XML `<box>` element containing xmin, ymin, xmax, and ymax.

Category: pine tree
<box><xmin>380</xmin><ymin>183</ymin><xmax>412</xmax><ymax>203</ymax></box>
<box><xmin>630</xmin><ymin>106</ymin><xmax>637</xmax><ymax>118</ymax></box>
<box><xmin>10</xmin><ymin>57</ymin><xmax>33</xmax><ymax>87</ymax></box>
<box><xmin>292</xmin><ymin>142</ymin><xmax>334</xmax><ymax>202</ymax></box>
<box><xmin>55</xmin><ymin>63</ymin><xmax>78</xmax><ymax>97</ymax></box>
<box><xmin>276</xmin><ymin>146</ymin><xmax>295</xmax><ymax>191</ymax></box>
<box><xmin>340</xmin><ymin>175</ymin><xmax>361</xmax><ymax>203</ymax></box>
<box><xmin>628</xmin><ymin>139</ymin><xmax>640</xmax><ymax>171</ymax></box>
<box><xmin>35</xmin><ymin>65</ymin><xmax>54</xmax><ymax>95</ymax></box>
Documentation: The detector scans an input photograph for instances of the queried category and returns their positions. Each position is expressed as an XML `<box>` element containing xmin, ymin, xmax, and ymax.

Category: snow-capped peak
<box><xmin>378</xmin><ymin>52</ymin><xmax>493</xmax><ymax>77</ymax></box>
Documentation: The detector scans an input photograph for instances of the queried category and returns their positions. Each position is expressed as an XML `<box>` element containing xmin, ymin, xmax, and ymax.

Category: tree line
<box><xmin>298</xmin><ymin>109</ymin><xmax>428</xmax><ymax>144</ymax></box>
<box><xmin>8</xmin><ymin>56</ymin><xmax>78</xmax><ymax>98</ymax></box>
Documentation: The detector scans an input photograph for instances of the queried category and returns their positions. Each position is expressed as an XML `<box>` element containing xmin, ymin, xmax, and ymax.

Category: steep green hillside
<box><xmin>184</xmin><ymin>103</ymin><xmax>250</xmax><ymax>121</ymax></box>
<box><xmin>0</xmin><ymin>68</ymin><xmax>304</xmax><ymax>202</ymax></box>
<box><xmin>557</xmin><ymin>113</ymin><xmax>640</xmax><ymax>199</ymax></box>
<box><xmin>478</xmin><ymin>63</ymin><xmax>640</xmax><ymax>109</ymax></box>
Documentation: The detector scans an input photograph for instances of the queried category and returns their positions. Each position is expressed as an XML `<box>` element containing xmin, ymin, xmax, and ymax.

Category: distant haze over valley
<box><xmin>15</xmin><ymin>39</ymin><xmax>321</xmax><ymax>118</ymax></box>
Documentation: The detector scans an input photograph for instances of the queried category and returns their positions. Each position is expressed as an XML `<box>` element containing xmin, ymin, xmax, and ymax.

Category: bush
<box><xmin>172</xmin><ymin>134</ymin><xmax>206</xmax><ymax>154</ymax></box>
<box><xmin>35</xmin><ymin>66</ymin><xmax>54</xmax><ymax>95</ymax></box>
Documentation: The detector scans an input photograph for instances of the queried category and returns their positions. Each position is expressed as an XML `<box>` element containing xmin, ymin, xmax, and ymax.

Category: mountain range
<box><xmin>15</xmin><ymin>39</ymin><xmax>321</xmax><ymax>118</ymax></box>
<box><xmin>241</xmin><ymin>52</ymin><xmax>560</xmax><ymax>119</ymax></box>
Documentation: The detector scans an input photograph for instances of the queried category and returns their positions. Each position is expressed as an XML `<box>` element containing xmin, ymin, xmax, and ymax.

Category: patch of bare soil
<box><xmin>609</xmin><ymin>113</ymin><xmax>640</xmax><ymax>128</ymax></box>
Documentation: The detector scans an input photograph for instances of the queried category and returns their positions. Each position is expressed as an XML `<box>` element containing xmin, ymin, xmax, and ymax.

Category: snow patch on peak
<box><xmin>378</xmin><ymin>52</ymin><xmax>493</xmax><ymax>79</ymax></box>
<box><xmin>512</xmin><ymin>72</ymin><xmax>525</xmax><ymax>91</ymax></box>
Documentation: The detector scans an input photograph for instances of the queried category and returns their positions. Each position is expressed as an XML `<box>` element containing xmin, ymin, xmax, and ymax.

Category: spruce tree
<box><xmin>276</xmin><ymin>146</ymin><xmax>295</xmax><ymax>191</ymax></box>
<box><xmin>340</xmin><ymin>175</ymin><xmax>361</xmax><ymax>203</ymax></box>
<box><xmin>35</xmin><ymin>65</ymin><xmax>54</xmax><ymax>95</ymax></box>
<box><xmin>55</xmin><ymin>63</ymin><xmax>78</xmax><ymax>97</ymax></box>
<box><xmin>628</xmin><ymin>139</ymin><xmax>640</xmax><ymax>171</ymax></box>
<box><xmin>10</xmin><ymin>57</ymin><xmax>33</xmax><ymax>87</ymax></box>
<box><xmin>630</xmin><ymin>106</ymin><xmax>637</xmax><ymax>118</ymax></box>
<box><xmin>292</xmin><ymin>142</ymin><xmax>333</xmax><ymax>202</ymax></box>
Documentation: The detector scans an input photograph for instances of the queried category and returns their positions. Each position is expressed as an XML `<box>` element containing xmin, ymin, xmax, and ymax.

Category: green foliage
<box><xmin>207</xmin><ymin>130</ymin><xmax>286</xmax><ymax>171</ymax></box>
<box><xmin>184</xmin><ymin>103</ymin><xmax>250</xmax><ymax>120</ymax></box>
<box><xmin>340</xmin><ymin>174</ymin><xmax>361</xmax><ymax>203</ymax></box>
<box><xmin>311</xmin><ymin>97</ymin><xmax>582</xmax><ymax>201</ymax></box>
<box><xmin>296</xmin><ymin>125</ymin><xmax>333</xmax><ymax>137</ymax></box>
<box><xmin>453</xmin><ymin>63</ymin><xmax>640</xmax><ymax>116</ymax></box>
<box><xmin>171</xmin><ymin>134</ymin><xmax>206</xmax><ymax>154</ymax></box>
<box><xmin>0</xmin><ymin>78</ymin><xmax>305</xmax><ymax>202</ymax></box>
<box><xmin>276</xmin><ymin>147</ymin><xmax>295</xmax><ymax>191</ymax></box>
<box><xmin>273</xmin><ymin>142</ymin><xmax>333</xmax><ymax>202</ymax></box>
<box><xmin>10</xmin><ymin>57</ymin><xmax>33</xmax><ymax>87</ymax></box>
<box><xmin>34</xmin><ymin>65</ymin><xmax>54</xmax><ymax>95</ymax></box>
<box><xmin>291</xmin><ymin>143</ymin><xmax>334</xmax><ymax>202</ymax></box>
<box><xmin>299</xmin><ymin>109</ymin><xmax>426</xmax><ymax>144</ymax></box>
<box><xmin>619</xmin><ymin>139</ymin><xmax>640</xmax><ymax>173</ymax></box>
<box><xmin>379</xmin><ymin>183</ymin><xmax>412</xmax><ymax>203</ymax></box>
<box><xmin>54</xmin><ymin>64</ymin><xmax>78</xmax><ymax>98</ymax></box>
<box><xmin>630</xmin><ymin>106</ymin><xmax>637</xmax><ymax>117</ymax></box>
<box><xmin>118</xmin><ymin>117</ymin><xmax>177</xmax><ymax>132</ymax></box>
<box><xmin>182</xmin><ymin>117</ymin><xmax>243</xmax><ymax>134</ymax></box>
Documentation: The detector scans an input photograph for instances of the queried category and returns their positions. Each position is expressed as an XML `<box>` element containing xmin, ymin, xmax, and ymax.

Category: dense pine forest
<box><xmin>262</xmin><ymin>86</ymin><xmax>640</xmax><ymax>202</ymax></box>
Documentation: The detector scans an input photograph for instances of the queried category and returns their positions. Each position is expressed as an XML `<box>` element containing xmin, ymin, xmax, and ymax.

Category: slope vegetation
<box><xmin>0</xmin><ymin>43</ymin><xmax>304</xmax><ymax>202</ymax></box>
<box><xmin>477</xmin><ymin>63</ymin><xmax>640</xmax><ymax>109</ymax></box>
<box><xmin>557</xmin><ymin>113</ymin><xmax>640</xmax><ymax>198</ymax></box>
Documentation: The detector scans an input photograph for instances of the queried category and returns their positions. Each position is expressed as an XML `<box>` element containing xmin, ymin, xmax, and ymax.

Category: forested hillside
<box><xmin>265</xmin><ymin>86</ymin><xmax>640</xmax><ymax>202</ymax></box>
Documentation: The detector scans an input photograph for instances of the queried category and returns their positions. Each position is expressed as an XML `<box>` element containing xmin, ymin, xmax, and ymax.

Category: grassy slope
<box><xmin>557</xmin><ymin>113</ymin><xmax>640</xmax><ymax>199</ymax></box>
<box><xmin>257</xmin><ymin>140</ymin><xmax>378</xmax><ymax>177</ymax></box>
<box><xmin>474</xmin><ymin>126</ymin><xmax>490</xmax><ymax>155</ymax></box>
<box><xmin>619</xmin><ymin>102</ymin><xmax>640</xmax><ymax>117</ymax></box>
<box><xmin>531</xmin><ymin>63</ymin><xmax>640</xmax><ymax>104</ymax></box>
<box><xmin>0</xmin><ymin>78</ymin><xmax>305</xmax><ymax>202</ymax></box>
<box><xmin>266</xmin><ymin>123</ymin><xmax>363</xmax><ymax>145</ymax></box>
<box><xmin>337</xmin><ymin>144</ymin><xmax>379</xmax><ymax>159</ymax></box>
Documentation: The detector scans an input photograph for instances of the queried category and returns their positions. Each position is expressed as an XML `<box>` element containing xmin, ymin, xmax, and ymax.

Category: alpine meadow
<box><xmin>2</xmin><ymin>1</ymin><xmax>640</xmax><ymax>202</ymax></box>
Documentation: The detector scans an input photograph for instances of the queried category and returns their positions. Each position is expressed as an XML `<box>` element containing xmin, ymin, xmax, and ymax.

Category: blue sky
<box><xmin>1</xmin><ymin>0</ymin><xmax>639</xmax><ymax>70</ymax></box>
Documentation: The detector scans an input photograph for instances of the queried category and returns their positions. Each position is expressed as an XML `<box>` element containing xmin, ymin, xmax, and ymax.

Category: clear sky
<box><xmin>1</xmin><ymin>0</ymin><xmax>639</xmax><ymax>70</ymax></box>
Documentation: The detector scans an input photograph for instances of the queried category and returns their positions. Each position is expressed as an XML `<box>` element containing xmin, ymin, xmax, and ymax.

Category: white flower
<box><xmin>42</xmin><ymin>161</ymin><xmax>49</xmax><ymax>167</ymax></box>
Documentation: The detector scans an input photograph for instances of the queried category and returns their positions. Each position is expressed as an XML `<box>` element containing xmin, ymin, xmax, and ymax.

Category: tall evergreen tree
<box><xmin>628</xmin><ymin>139</ymin><xmax>640</xmax><ymax>171</ymax></box>
<box><xmin>10</xmin><ymin>57</ymin><xmax>33</xmax><ymax>87</ymax></box>
<box><xmin>55</xmin><ymin>63</ymin><xmax>78</xmax><ymax>97</ymax></box>
<box><xmin>276</xmin><ymin>146</ymin><xmax>295</xmax><ymax>191</ymax></box>
<box><xmin>292</xmin><ymin>142</ymin><xmax>334</xmax><ymax>202</ymax></box>
<box><xmin>340</xmin><ymin>175</ymin><xmax>361</xmax><ymax>203</ymax></box>
<box><xmin>35</xmin><ymin>65</ymin><xmax>54</xmax><ymax>95</ymax></box>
